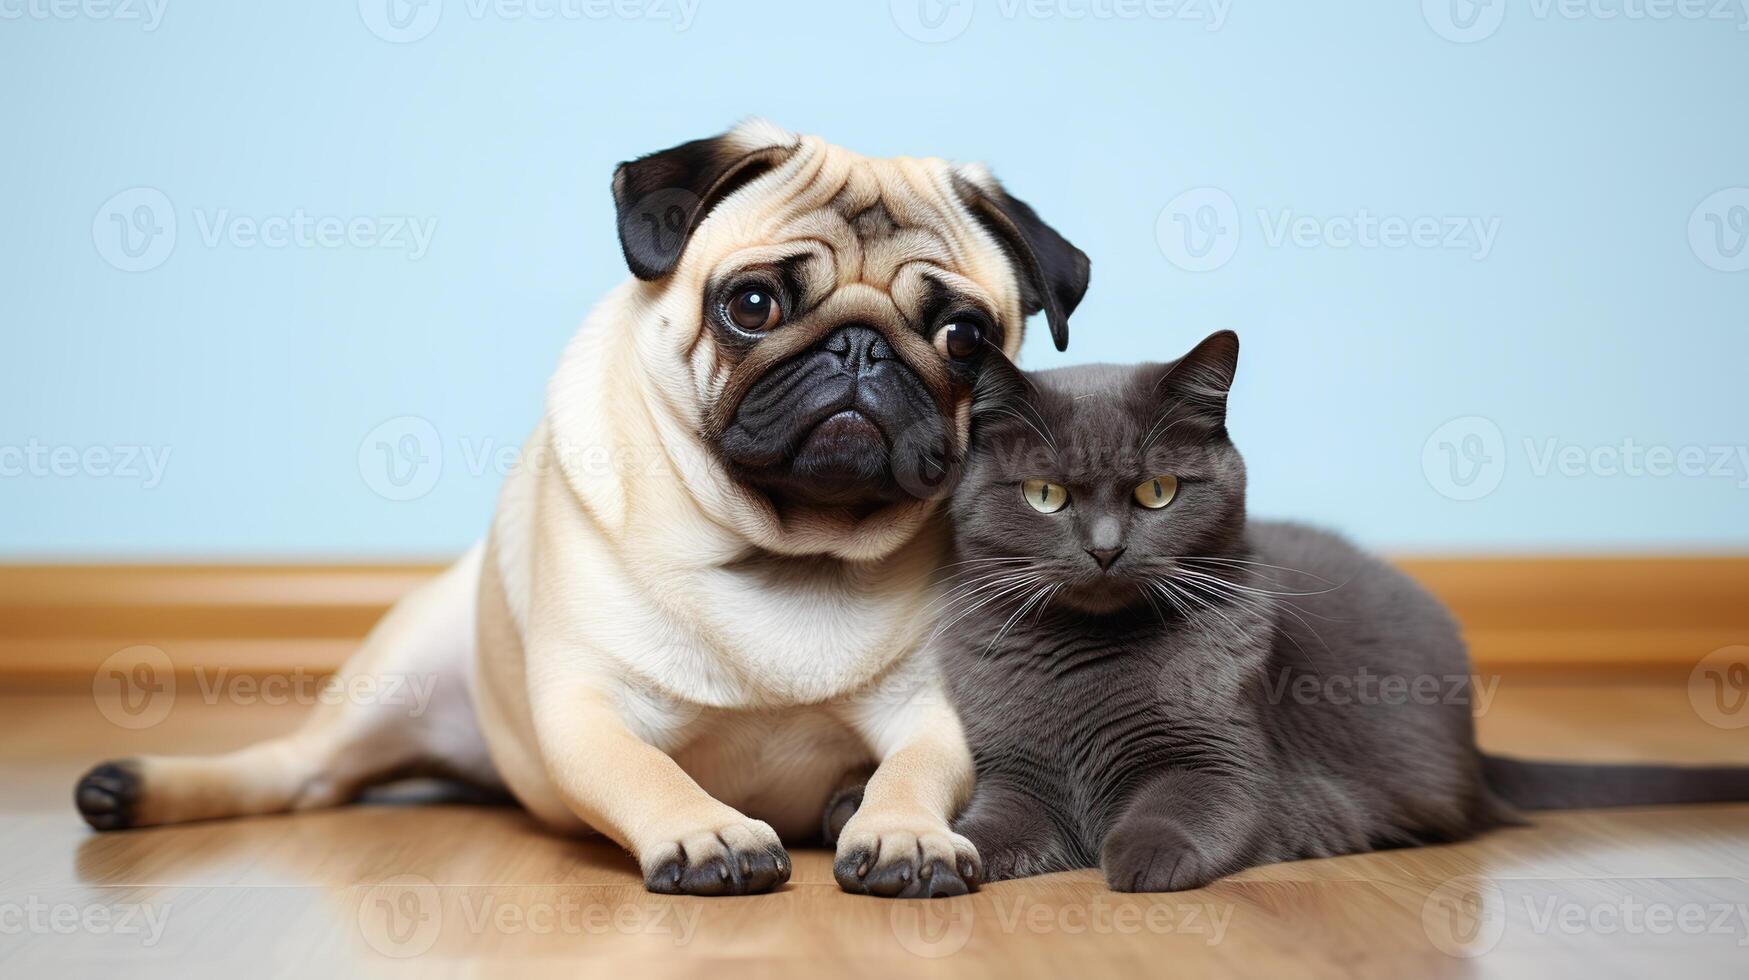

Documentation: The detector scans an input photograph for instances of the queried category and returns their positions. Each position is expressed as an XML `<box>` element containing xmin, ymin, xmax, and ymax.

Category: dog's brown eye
<box><xmin>939</xmin><ymin>321</ymin><xmax>984</xmax><ymax>360</ymax></box>
<box><xmin>727</xmin><ymin>288</ymin><xmax>782</xmax><ymax>331</ymax></box>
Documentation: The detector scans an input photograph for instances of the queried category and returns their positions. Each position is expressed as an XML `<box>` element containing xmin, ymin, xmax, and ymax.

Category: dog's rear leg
<box><xmin>75</xmin><ymin>546</ymin><xmax>493</xmax><ymax>831</ymax></box>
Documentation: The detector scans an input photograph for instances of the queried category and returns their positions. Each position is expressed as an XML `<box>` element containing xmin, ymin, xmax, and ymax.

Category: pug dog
<box><xmin>74</xmin><ymin>120</ymin><xmax>1089</xmax><ymax>898</ymax></box>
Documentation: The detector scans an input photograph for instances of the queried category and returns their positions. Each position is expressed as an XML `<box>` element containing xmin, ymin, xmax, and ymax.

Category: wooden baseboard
<box><xmin>2</xmin><ymin>558</ymin><xmax>1745</xmax><ymax>684</ymax></box>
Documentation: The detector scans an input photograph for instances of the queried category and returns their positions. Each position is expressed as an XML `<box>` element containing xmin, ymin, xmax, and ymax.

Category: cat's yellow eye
<box><xmin>1021</xmin><ymin>479</ymin><xmax>1069</xmax><ymax>514</ymax></box>
<box><xmin>1133</xmin><ymin>475</ymin><xmax>1179</xmax><ymax>509</ymax></box>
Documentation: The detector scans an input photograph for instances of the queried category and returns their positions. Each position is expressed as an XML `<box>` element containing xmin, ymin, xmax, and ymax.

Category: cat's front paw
<box><xmin>977</xmin><ymin>843</ymin><xmax>1049</xmax><ymax>883</ymax></box>
<box><xmin>1101</xmin><ymin>819</ymin><xmax>1223</xmax><ymax>893</ymax></box>
<box><xmin>834</xmin><ymin>815</ymin><xmax>981</xmax><ymax>898</ymax></box>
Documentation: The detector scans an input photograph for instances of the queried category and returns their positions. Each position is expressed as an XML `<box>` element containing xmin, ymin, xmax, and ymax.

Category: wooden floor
<box><xmin>3</xmin><ymin>680</ymin><xmax>1747</xmax><ymax>979</ymax></box>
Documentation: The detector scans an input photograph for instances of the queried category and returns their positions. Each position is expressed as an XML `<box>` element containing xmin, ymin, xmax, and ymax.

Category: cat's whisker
<box><xmin>1167</xmin><ymin>569</ymin><xmax>1278</xmax><ymax>620</ymax></box>
<box><xmin>1138</xmin><ymin>409</ymin><xmax>1189</xmax><ymax>455</ymax></box>
<box><xmin>1168</xmin><ymin>572</ymin><xmax>1328</xmax><ymax>668</ymax></box>
<box><xmin>982</xmin><ymin>405</ymin><xmax>1058</xmax><ymax>455</ymax></box>
<box><xmin>1033</xmin><ymin>583</ymin><xmax>1063</xmax><ymax>624</ymax></box>
<box><xmin>926</xmin><ymin>574</ymin><xmax>1045</xmax><ymax>648</ymax></box>
<box><xmin>1160</xmin><ymin>577</ymin><xmax>1255</xmax><ymax>642</ymax></box>
<box><xmin>1161</xmin><ymin>574</ymin><xmax>1326</xmax><ymax>670</ymax></box>
<box><xmin>1177</xmin><ymin>555</ymin><xmax>1342</xmax><ymax>588</ymax></box>
<box><xmin>1140</xmin><ymin>581</ymin><xmax>1174</xmax><ymax>626</ymax></box>
<box><xmin>981</xmin><ymin>581</ymin><xmax>1058</xmax><ymax>659</ymax></box>
<box><xmin>1170</xmin><ymin>565</ymin><xmax>1343</xmax><ymax>599</ymax></box>
<box><xmin>925</xmin><ymin>572</ymin><xmax>1040</xmax><ymax>617</ymax></box>
<box><xmin>1168</xmin><ymin>567</ymin><xmax>1350</xmax><ymax>635</ymax></box>
<box><xmin>942</xmin><ymin>556</ymin><xmax>1041</xmax><ymax>567</ymax></box>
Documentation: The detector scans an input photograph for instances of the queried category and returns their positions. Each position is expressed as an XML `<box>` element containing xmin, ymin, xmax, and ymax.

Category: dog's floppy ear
<box><xmin>955</xmin><ymin>170</ymin><xmax>1091</xmax><ymax>353</ymax></box>
<box><xmin>612</xmin><ymin>123</ymin><xmax>797</xmax><ymax>280</ymax></box>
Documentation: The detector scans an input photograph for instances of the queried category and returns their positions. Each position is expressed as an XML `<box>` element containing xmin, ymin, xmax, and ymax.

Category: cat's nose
<box><xmin>1086</xmin><ymin>546</ymin><xmax>1126</xmax><ymax>571</ymax></box>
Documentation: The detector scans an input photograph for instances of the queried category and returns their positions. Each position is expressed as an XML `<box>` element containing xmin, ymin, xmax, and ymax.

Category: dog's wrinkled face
<box><xmin>612</xmin><ymin>121</ymin><xmax>1090</xmax><ymax>524</ymax></box>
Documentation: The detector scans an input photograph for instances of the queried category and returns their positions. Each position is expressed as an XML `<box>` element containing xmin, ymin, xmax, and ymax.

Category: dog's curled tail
<box><xmin>1483</xmin><ymin>754</ymin><xmax>1749</xmax><ymax>811</ymax></box>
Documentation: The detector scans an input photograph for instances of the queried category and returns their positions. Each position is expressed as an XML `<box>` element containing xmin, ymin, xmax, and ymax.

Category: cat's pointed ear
<box><xmin>1157</xmin><ymin>330</ymin><xmax>1240</xmax><ymax>427</ymax></box>
<box><xmin>969</xmin><ymin>345</ymin><xmax>1031</xmax><ymax>431</ymax></box>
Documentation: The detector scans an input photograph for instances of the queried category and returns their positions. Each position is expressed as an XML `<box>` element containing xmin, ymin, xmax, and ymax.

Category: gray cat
<box><xmin>828</xmin><ymin>330</ymin><xmax>1749</xmax><ymax>894</ymax></box>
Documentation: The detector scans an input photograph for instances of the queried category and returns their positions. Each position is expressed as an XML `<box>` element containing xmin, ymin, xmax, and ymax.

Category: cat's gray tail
<box><xmin>1482</xmin><ymin>754</ymin><xmax>1749</xmax><ymax>810</ymax></box>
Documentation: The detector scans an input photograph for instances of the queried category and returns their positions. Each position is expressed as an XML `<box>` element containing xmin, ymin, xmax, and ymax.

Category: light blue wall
<box><xmin>3</xmin><ymin>1</ymin><xmax>1746</xmax><ymax>559</ymax></box>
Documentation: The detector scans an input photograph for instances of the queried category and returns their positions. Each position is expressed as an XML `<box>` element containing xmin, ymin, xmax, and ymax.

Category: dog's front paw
<box><xmin>834</xmin><ymin>817</ymin><xmax>981</xmax><ymax>898</ymax></box>
<box><xmin>1100</xmin><ymin>818</ymin><xmax>1222</xmax><ymax>893</ymax></box>
<box><xmin>640</xmin><ymin>817</ymin><xmax>791</xmax><ymax>896</ymax></box>
<box><xmin>75</xmin><ymin>760</ymin><xmax>142</xmax><ymax>831</ymax></box>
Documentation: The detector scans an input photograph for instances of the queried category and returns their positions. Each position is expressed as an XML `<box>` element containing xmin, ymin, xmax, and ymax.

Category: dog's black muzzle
<box><xmin>720</xmin><ymin>325</ymin><xmax>952</xmax><ymax>509</ymax></box>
